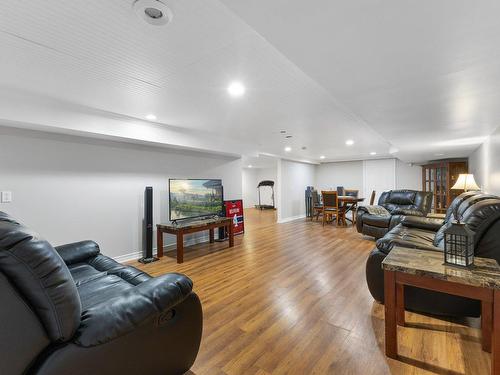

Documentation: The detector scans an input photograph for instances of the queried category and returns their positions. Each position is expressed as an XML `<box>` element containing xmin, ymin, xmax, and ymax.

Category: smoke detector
<box><xmin>133</xmin><ymin>0</ymin><xmax>173</xmax><ymax>26</ymax></box>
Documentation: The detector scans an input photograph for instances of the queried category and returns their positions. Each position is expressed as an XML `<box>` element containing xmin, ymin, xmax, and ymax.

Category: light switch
<box><xmin>1</xmin><ymin>191</ymin><xmax>12</xmax><ymax>203</ymax></box>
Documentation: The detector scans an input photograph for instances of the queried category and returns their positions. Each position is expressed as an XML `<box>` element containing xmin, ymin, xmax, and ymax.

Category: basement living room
<box><xmin>2</xmin><ymin>1</ymin><xmax>500</xmax><ymax>375</ymax></box>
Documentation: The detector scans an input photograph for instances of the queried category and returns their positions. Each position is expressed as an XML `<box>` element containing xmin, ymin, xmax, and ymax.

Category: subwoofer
<box><xmin>139</xmin><ymin>186</ymin><xmax>158</xmax><ymax>263</ymax></box>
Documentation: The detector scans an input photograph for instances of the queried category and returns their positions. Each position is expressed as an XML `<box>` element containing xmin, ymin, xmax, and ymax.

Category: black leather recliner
<box><xmin>0</xmin><ymin>211</ymin><xmax>202</xmax><ymax>375</ymax></box>
<box><xmin>356</xmin><ymin>189</ymin><xmax>433</xmax><ymax>239</ymax></box>
<box><xmin>365</xmin><ymin>191</ymin><xmax>500</xmax><ymax>317</ymax></box>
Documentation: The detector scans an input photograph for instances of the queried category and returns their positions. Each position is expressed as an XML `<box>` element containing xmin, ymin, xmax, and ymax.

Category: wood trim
<box><xmin>396</xmin><ymin>283</ymin><xmax>405</xmax><ymax>327</ymax></box>
<box><xmin>384</xmin><ymin>270</ymin><xmax>398</xmax><ymax>358</ymax></box>
<box><xmin>483</xmin><ymin>300</ymin><xmax>493</xmax><ymax>353</ymax></box>
<box><xmin>395</xmin><ymin>272</ymin><xmax>493</xmax><ymax>302</ymax></box>
<box><xmin>493</xmin><ymin>290</ymin><xmax>500</xmax><ymax>374</ymax></box>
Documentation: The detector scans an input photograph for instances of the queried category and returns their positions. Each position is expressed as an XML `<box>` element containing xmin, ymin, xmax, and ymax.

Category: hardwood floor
<box><xmin>133</xmin><ymin>208</ymin><xmax>490</xmax><ymax>374</ymax></box>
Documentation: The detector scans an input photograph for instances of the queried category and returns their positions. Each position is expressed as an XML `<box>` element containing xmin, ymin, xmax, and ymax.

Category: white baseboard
<box><xmin>277</xmin><ymin>214</ymin><xmax>306</xmax><ymax>224</ymax></box>
<box><xmin>113</xmin><ymin>234</ymin><xmax>212</xmax><ymax>263</ymax></box>
<box><xmin>113</xmin><ymin>250</ymin><xmax>143</xmax><ymax>263</ymax></box>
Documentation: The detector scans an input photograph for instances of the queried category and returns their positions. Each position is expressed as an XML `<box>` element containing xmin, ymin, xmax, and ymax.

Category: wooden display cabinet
<box><xmin>422</xmin><ymin>159</ymin><xmax>468</xmax><ymax>214</ymax></box>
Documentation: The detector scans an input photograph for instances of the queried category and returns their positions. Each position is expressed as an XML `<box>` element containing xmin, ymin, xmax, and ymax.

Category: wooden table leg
<box><xmin>384</xmin><ymin>270</ymin><xmax>398</xmax><ymax>359</ymax></box>
<box><xmin>228</xmin><ymin>223</ymin><xmax>234</xmax><ymax>247</ymax></box>
<box><xmin>483</xmin><ymin>299</ymin><xmax>493</xmax><ymax>353</ymax></box>
<box><xmin>157</xmin><ymin>228</ymin><xmax>164</xmax><ymax>258</ymax></box>
<box><xmin>176</xmin><ymin>232</ymin><xmax>184</xmax><ymax>264</ymax></box>
<box><xmin>209</xmin><ymin>228</ymin><xmax>215</xmax><ymax>243</ymax></box>
<box><xmin>492</xmin><ymin>290</ymin><xmax>500</xmax><ymax>374</ymax></box>
<box><xmin>396</xmin><ymin>283</ymin><xmax>405</xmax><ymax>327</ymax></box>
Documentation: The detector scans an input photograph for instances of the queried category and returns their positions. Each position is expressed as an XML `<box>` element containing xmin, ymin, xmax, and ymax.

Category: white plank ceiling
<box><xmin>1</xmin><ymin>0</ymin><xmax>499</xmax><ymax>162</ymax></box>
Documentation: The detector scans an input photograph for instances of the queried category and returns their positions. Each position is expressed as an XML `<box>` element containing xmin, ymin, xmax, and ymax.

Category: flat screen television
<box><xmin>169</xmin><ymin>179</ymin><xmax>223</xmax><ymax>221</ymax></box>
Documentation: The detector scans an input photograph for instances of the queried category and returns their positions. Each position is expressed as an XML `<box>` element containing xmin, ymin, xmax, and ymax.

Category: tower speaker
<box><xmin>139</xmin><ymin>186</ymin><xmax>159</xmax><ymax>263</ymax></box>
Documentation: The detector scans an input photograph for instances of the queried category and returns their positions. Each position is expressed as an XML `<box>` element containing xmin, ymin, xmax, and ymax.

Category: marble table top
<box><xmin>382</xmin><ymin>247</ymin><xmax>500</xmax><ymax>290</ymax></box>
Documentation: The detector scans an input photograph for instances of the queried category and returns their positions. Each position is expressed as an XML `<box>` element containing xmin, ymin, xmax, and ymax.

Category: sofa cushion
<box><xmin>87</xmin><ymin>254</ymin><xmax>151</xmax><ymax>286</ymax></box>
<box><xmin>75</xmin><ymin>273</ymin><xmax>134</xmax><ymax>310</ymax></box>
<box><xmin>69</xmin><ymin>263</ymin><xmax>108</xmax><ymax>287</ymax></box>
<box><xmin>67</xmin><ymin>254</ymin><xmax>152</xmax><ymax>310</ymax></box>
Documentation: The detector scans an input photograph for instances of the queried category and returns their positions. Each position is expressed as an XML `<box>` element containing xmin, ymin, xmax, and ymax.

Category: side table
<box><xmin>382</xmin><ymin>247</ymin><xmax>500</xmax><ymax>374</ymax></box>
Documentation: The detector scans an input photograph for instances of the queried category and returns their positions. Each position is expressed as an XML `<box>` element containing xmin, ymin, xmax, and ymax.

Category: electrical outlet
<box><xmin>1</xmin><ymin>191</ymin><xmax>12</xmax><ymax>203</ymax></box>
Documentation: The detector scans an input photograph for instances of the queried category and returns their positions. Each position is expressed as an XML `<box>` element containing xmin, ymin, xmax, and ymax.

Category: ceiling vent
<box><xmin>133</xmin><ymin>0</ymin><xmax>173</xmax><ymax>26</ymax></box>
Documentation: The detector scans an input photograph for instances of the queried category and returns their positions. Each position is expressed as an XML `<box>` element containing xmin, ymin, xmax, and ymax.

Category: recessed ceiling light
<box><xmin>280</xmin><ymin>130</ymin><xmax>287</xmax><ymax>134</ymax></box>
<box><xmin>320</xmin><ymin>155</ymin><xmax>325</xmax><ymax>159</ymax></box>
<box><xmin>284</xmin><ymin>146</ymin><xmax>292</xmax><ymax>152</ymax></box>
<box><xmin>248</xmin><ymin>165</ymin><xmax>252</xmax><ymax>168</ymax></box>
<box><xmin>435</xmin><ymin>153</ymin><xmax>445</xmax><ymax>156</ymax></box>
<box><xmin>285</xmin><ymin>135</ymin><xmax>293</xmax><ymax>139</ymax></box>
<box><xmin>133</xmin><ymin>0</ymin><xmax>173</xmax><ymax>26</ymax></box>
<box><xmin>345</xmin><ymin>139</ymin><xmax>354</xmax><ymax>146</ymax></box>
<box><xmin>370</xmin><ymin>152</ymin><xmax>377</xmax><ymax>156</ymax></box>
<box><xmin>227</xmin><ymin>81</ymin><xmax>246</xmax><ymax>97</ymax></box>
<box><xmin>145</xmin><ymin>114</ymin><xmax>157</xmax><ymax>121</ymax></box>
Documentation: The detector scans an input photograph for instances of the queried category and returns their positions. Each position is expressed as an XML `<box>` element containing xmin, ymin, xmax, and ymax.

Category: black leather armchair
<box><xmin>0</xmin><ymin>212</ymin><xmax>202</xmax><ymax>375</ymax></box>
<box><xmin>356</xmin><ymin>189</ymin><xmax>433</xmax><ymax>239</ymax></box>
<box><xmin>365</xmin><ymin>191</ymin><xmax>500</xmax><ymax>317</ymax></box>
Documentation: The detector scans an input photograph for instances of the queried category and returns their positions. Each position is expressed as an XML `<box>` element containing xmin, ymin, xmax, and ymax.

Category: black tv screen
<box><xmin>169</xmin><ymin>179</ymin><xmax>223</xmax><ymax>221</ymax></box>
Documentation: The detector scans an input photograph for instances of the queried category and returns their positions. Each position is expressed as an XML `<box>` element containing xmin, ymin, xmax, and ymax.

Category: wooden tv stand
<box><xmin>156</xmin><ymin>217</ymin><xmax>234</xmax><ymax>263</ymax></box>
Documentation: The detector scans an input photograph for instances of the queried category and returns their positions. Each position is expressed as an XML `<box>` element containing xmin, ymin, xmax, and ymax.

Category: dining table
<box><xmin>337</xmin><ymin>195</ymin><xmax>365</xmax><ymax>224</ymax></box>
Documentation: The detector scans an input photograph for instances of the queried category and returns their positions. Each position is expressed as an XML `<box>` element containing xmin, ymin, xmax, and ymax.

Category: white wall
<box><xmin>395</xmin><ymin>159</ymin><xmax>422</xmax><ymax>191</ymax></box>
<box><xmin>469</xmin><ymin>127</ymin><xmax>500</xmax><ymax>195</ymax></box>
<box><xmin>277</xmin><ymin>159</ymin><xmax>315</xmax><ymax>222</ymax></box>
<box><xmin>315</xmin><ymin>158</ymin><xmax>423</xmax><ymax>205</ymax></box>
<box><xmin>0</xmin><ymin>127</ymin><xmax>242</xmax><ymax>260</ymax></box>
<box><xmin>363</xmin><ymin>159</ymin><xmax>396</xmax><ymax>204</ymax></box>
<box><xmin>257</xmin><ymin>167</ymin><xmax>277</xmax><ymax>183</ymax></box>
<box><xmin>242</xmin><ymin>167</ymin><xmax>277</xmax><ymax>208</ymax></box>
<box><xmin>316</xmin><ymin>161</ymin><xmax>363</xmax><ymax>192</ymax></box>
<box><xmin>242</xmin><ymin>168</ymin><xmax>258</xmax><ymax>208</ymax></box>
<box><xmin>256</xmin><ymin>167</ymin><xmax>277</xmax><ymax>208</ymax></box>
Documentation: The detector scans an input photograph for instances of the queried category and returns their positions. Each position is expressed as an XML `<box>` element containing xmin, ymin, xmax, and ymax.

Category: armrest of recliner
<box><xmin>74</xmin><ymin>273</ymin><xmax>193</xmax><ymax>347</ymax></box>
<box><xmin>55</xmin><ymin>240</ymin><xmax>100</xmax><ymax>265</ymax></box>
<box><xmin>376</xmin><ymin>235</ymin><xmax>443</xmax><ymax>254</ymax></box>
<box><xmin>400</xmin><ymin>216</ymin><xmax>444</xmax><ymax>232</ymax></box>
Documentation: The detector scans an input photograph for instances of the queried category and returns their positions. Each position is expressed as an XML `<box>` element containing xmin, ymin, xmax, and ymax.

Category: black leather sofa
<box><xmin>356</xmin><ymin>189</ymin><xmax>433</xmax><ymax>239</ymax></box>
<box><xmin>0</xmin><ymin>211</ymin><xmax>202</xmax><ymax>375</ymax></box>
<box><xmin>365</xmin><ymin>191</ymin><xmax>500</xmax><ymax>317</ymax></box>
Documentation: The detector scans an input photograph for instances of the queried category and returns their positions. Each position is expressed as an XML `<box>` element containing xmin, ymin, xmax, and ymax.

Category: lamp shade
<box><xmin>451</xmin><ymin>174</ymin><xmax>480</xmax><ymax>191</ymax></box>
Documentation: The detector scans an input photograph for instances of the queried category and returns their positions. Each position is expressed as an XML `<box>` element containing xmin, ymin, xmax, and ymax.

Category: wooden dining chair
<box><xmin>321</xmin><ymin>191</ymin><xmax>346</xmax><ymax>226</ymax></box>
<box><xmin>311</xmin><ymin>190</ymin><xmax>323</xmax><ymax>221</ymax></box>
<box><xmin>369</xmin><ymin>190</ymin><xmax>376</xmax><ymax>205</ymax></box>
<box><xmin>344</xmin><ymin>189</ymin><xmax>359</xmax><ymax>223</ymax></box>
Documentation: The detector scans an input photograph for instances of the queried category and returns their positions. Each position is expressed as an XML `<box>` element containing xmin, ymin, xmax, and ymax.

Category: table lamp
<box><xmin>451</xmin><ymin>173</ymin><xmax>480</xmax><ymax>223</ymax></box>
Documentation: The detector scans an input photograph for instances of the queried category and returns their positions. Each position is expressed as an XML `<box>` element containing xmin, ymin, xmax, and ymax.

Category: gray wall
<box><xmin>0</xmin><ymin>127</ymin><xmax>242</xmax><ymax>260</ymax></box>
